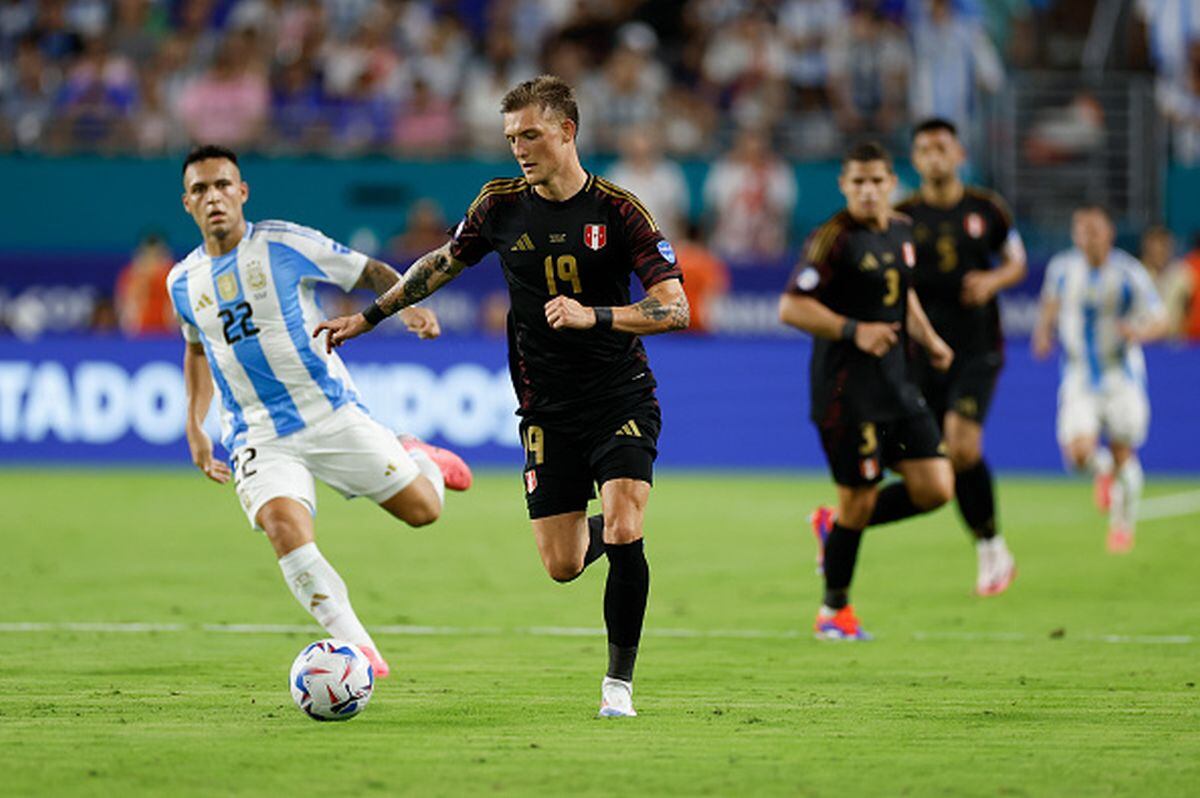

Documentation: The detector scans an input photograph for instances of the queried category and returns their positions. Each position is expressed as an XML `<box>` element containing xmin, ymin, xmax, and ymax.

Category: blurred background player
<box><xmin>1033</xmin><ymin>205</ymin><xmax>1169</xmax><ymax>553</ymax></box>
<box><xmin>316</xmin><ymin>76</ymin><xmax>688</xmax><ymax>717</ymax></box>
<box><xmin>170</xmin><ymin>144</ymin><xmax>471</xmax><ymax>678</ymax></box>
<box><xmin>897</xmin><ymin>118</ymin><xmax>1027</xmax><ymax>596</ymax></box>
<box><xmin>779</xmin><ymin>142</ymin><xmax>954</xmax><ymax>640</ymax></box>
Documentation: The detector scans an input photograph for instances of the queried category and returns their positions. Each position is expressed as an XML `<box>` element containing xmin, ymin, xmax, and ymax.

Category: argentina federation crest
<box><xmin>217</xmin><ymin>272</ymin><xmax>239</xmax><ymax>302</ymax></box>
<box><xmin>245</xmin><ymin>260</ymin><xmax>267</xmax><ymax>291</ymax></box>
<box><xmin>583</xmin><ymin>224</ymin><xmax>607</xmax><ymax>251</ymax></box>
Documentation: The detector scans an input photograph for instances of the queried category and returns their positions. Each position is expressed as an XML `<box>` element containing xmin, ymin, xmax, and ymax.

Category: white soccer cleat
<box><xmin>976</xmin><ymin>538</ymin><xmax>1016</xmax><ymax>596</ymax></box>
<box><xmin>598</xmin><ymin>677</ymin><xmax>637</xmax><ymax>718</ymax></box>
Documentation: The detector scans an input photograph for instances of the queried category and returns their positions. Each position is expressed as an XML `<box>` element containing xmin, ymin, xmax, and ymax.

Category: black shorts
<box><xmin>518</xmin><ymin>393</ymin><xmax>661</xmax><ymax>519</ymax></box>
<box><xmin>818</xmin><ymin>412</ymin><xmax>945</xmax><ymax>487</ymax></box>
<box><xmin>911</xmin><ymin>350</ymin><xmax>1003</xmax><ymax>425</ymax></box>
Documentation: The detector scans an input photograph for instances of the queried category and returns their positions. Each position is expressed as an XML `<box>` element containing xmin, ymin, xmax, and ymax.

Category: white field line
<box><xmin>1139</xmin><ymin>488</ymin><xmax>1200</xmax><ymax>521</ymax></box>
<box><xmin>0</xmin><ymin>622</ymin><xmax>1192</xmax><ymax>645</ymax></box>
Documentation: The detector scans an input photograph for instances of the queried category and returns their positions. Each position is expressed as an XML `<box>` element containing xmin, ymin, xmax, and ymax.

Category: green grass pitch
<box><xmin>0</xmin><ymin>468</ymin><xmax>1197</xmax><ymax>796</ymax></box>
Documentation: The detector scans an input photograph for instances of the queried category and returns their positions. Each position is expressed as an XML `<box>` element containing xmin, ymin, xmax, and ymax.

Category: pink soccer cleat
<box><xmin>359</xmin><ymin>645</ymin><xmax>390</xmax><ymax>679</ymax></box>
<box><xmin>400</xmin><ymin>435</ymin><xmax>473</xmax><ymax>491</ymax></box>
<box><xmin>1106</xmin><ymin>526</ymin><xmax>1134</xmax><ymax>554</ymax></box>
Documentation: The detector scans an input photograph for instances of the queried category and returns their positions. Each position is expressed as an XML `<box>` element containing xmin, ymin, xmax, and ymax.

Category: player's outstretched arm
<box><xmin>314</xmin><ymin>242</ymin><xmax>464</xmax><ymax>352</ymax></box>
<box><xmin>906</xmin><ymin>289</ymin><xmax>954</xmax><ymax>371</ymax></box>
<box><xmin>1031</xmin><ymin>296</ymin><xmax>1059</xmax><ymax>360</ymax></box>
<box><xmin>183</xmin><ymin>343</ymin><xmax>230</xmax><ymax>484</ymax></box>
<box><xmin>778</xmin><ymin>293</ymin><xmax>899</xmax><ymax>357</ymax></box>
<box><xmin>353</xmin><ymin>258</ymin><xmax>441</xmax><ymax>340</ymax></box>
<box><xmin>544</xmin><ymin>278</ymin><xmax>690</xmax><ymax>336</ymax></box>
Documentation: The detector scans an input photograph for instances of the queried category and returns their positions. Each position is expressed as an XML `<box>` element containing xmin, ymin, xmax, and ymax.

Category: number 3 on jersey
<box><xmin>544</xmin><ymin>255</ymin><xmax>582</xmax><ymax>296</ymax></box>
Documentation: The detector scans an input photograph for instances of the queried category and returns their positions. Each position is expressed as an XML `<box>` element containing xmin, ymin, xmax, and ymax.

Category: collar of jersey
<box><xmin>528</xmin><ymin>173</ymin><xmax>593</xmax><ymax>209</ymax></box>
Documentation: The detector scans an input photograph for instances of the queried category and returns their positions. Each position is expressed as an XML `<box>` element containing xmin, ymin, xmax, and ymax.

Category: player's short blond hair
<box><xmin>501</xmin><ymin>75</ymin><xmax>580</xmax><ymax>137</ymax></box>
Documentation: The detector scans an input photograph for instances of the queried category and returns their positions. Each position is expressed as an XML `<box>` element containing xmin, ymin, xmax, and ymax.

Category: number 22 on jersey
<box><xmin>544</xmin><ymin>255</ymin><xmax>582</xmax><ymax>296</ymax></box>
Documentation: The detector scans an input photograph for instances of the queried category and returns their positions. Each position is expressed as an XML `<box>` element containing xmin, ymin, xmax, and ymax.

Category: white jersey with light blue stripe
<box><xmin>1041</xmin><ymin>247</ymin><xmax>1165</xmax><ymax>387</ymax></box>
<box><xmin>167</xmin><ymin>220</ymin><xmax>369</xmax><ymax>453</ymax></box>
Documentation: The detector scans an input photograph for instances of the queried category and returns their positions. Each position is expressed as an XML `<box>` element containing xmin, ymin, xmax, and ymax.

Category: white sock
<box><xmin>277</xmin><ymin>542</ymin><xmax>377</xmax><ymax>650</ymax></box>
<box><xmin>1111</xmin><ymin>457</ymin><xmax>1143</xmax><ymax>533</ymax></box>
<box><xmin>1088</xmin><ymin>447</ymin><xmax>1113</xmax><ymax>477</ymax></box>
<box><xmin>407</xmin><ymin>448</ymin><xmax>445</xmax><ymax>507</ymax></box>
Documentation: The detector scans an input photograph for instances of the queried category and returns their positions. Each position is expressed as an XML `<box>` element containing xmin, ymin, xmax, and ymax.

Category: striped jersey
<box><xmin>1041</xmin><ymin>247</ymin><xmax>1165</xmax><ymax>387</ymax></box>
<box><xmin>167</xmin><ymin>220</ymin><xmax>369</xmax><ymax>453</ymax></box>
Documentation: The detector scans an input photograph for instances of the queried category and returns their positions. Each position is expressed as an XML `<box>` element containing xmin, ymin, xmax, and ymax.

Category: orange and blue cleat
<box><xmin>814</xmin><ymin>605</ymin><xmax>872</xmax><ymax>641</ymax></box>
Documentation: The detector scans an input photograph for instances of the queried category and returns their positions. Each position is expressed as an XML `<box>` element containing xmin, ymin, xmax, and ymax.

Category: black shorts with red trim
<box><xmin>818</xmin><ymin>411</ymin><xmax>945</xmax><ymax>488</ymax></box>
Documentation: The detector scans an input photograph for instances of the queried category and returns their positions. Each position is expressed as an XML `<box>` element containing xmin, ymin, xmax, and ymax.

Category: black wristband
<box><xmin>593</xmin><ymin>306</ymin><xmax>613</xmax><ymax>331</ymax></box>
<box><xmin>362</xmin><ymin>302</ymin><xmax>389</xmax><ymax>326</ymax></box>
<box><xmin>840</xmin><ymin>318</ymin><xmax>858</xmax><ymax>341</ymax></box>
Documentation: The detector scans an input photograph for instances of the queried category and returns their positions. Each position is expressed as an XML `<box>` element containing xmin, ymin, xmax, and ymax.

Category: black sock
<box><xmin>603</xmin><ymin>539</ymin><xmax>649</xmax><ymax>682</ymax></box>
<box><xmin>584</xmin><ymin>514</ymin><xmax>606</xmax><ymax>568</ymax></box>
<box><xmin>955</xmin><ymin>459</ymin><xmax>997</xmax><ymax>540</ymax></box>
<box><xmin>823</xmin><ymin>522</ymin><xmax>863</xmax><ymax>610</ymax></box>
<box><xmin>867</xmin><ymin>482</ymin><xmax>922</xmax><ymax>527</ymax></box>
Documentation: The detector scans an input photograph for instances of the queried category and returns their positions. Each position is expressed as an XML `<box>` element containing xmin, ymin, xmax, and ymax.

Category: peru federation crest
<box><xmin>583</xmin><ymin>224</ymin><xmax>607</xmax><ymax>251</ymax></box>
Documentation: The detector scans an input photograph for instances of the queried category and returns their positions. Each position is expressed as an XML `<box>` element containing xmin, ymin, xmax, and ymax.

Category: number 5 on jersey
<box><xmin>544</xmin><ymin>255</ymin><xmax>582</xmax><ymax>296</ymax></box>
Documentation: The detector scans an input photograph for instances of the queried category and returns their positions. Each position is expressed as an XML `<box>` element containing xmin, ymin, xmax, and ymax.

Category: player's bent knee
<box><xmin>602</xmin><ymin>518</ymin><xmax>643</xmax><ymax>546</ymax></box>
<box><xmin>948</xmin><ymin>444</ymin><xmax>981</xmax><ymax>473</ymax></box>
<box><xmin>381</xmin><ymin>481</ymin><xmax>441</xmax><ymax>527</ymax></box>
<box><xmin>545</xmin><ymin>556</ymin><xmax>585</xmax><ymax>583</ymax></box>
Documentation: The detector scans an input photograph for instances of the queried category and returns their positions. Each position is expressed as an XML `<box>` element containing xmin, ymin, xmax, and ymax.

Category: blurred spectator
<box><xmin>658</xmin><ymin>85</ymin><xmax>719</xmax><ymax>157</ymax></box>
<box><xmin>115</xmin><ymin>233</ymin><xmax>175</xmax><ymax>337</ymax></box>
<box><xmin>51</xmin><ymin>35</ymin><xmax>138</xmax><ymax>152</ymax></box>
<box><xmin>1140</xmin><ymin>226</ymin><xmax>1192</xmax><ymax>339</ymax></box>
<box><xmin>392</xmin><ymin>77</ymin><xmax>457</xmax><ymax>156</ymax></box>
<box><xmin>701</xmin><ymin>5</ymin><xmax>788</xmax><ymax>129</ymax></box>
<box><xmin>779</xmin><ymin>0</ymin><xmax>844</xmax><ymax>106</ymax></box>
<box><xmin>1137</xmin><ymin>0</ymin><xmax>1200</xmax><ymax>82</ymax></box>
<box><xmin>31</xmin><ymin>0</ymin><xmax>83</xmax><ymax>61</ymax></box>
<box><xmin>1157</xmin><ymin>41</ymin><xmax>1200</xmax><ymax>167</ymax></box>
<box><xmin>388</xmin><ymin>199</ymin><xmax>449</xmax><ymax>264</ymax></box>
<box><xmin>2</xmin><ymin>35</ymin><xmax>58</xmax><ymax>151</ymax></box>
<box><xmin>268</xmin><ymin>56</ymin><xmax>327</xmax><ymax>152</ymax></box>
<box><xmin>1024</xmin><ymin>92</ymin><xmax>1105</xmax><ymax>163</ymax></box>
<box><xmin>673</xmin><ymin>222</ymin><xmax>730</xmax><ymax>333</ymax></box>
<box><xmin>909</xmin><ymin>0</ymin><xmax>1004</xmax><ymax>138</ymax></box>
<box><xmin>702</xmin><ymin>126</ymin><xmax>797</xmax><ymax>262</ymax></box>
<box><xmin>110</xmin><ymin>0</ymin><xmax>163</xmax><ymax>65</ymax></box>
<box><xmin>413</xmin><ymin>15</ymin><xmax>470</xmax><ymax>101</ymax></box>
<box><xmin>589</xmin><ymin>28</ymin><xmax>665</xmax><ymax>152</ymax></box>
<box><xmin>606</xmin><ymin>126</ymin><xmax>689</xmax><ymax>240</ymax></box>
<box><xmin>826</xmin><ymin>2</ymin><xmax>910</xmax><ymax>140</ymax></box>
<box><xmin>176</xmin><ymin>33</ymin><xmax>269</xmax><ymax>148</ymax></box>
<box><xmin>459</xmin><ymin>29</ymin><xmax>535</xmax><ymax>155</ymax></box>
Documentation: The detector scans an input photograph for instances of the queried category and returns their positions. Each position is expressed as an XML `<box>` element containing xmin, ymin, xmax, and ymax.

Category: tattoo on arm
<box><xmin>633</xmin><ymin>292</ymin><xmax>690</xmax><ymax>331</ymax></box>
<box><xmin>354</xmin><ymin>259</ymin><xmax>401</xmax><ymax>295</ymax></box>
<box><xmin>376</xmin><ymin>246</ymin><xmax>465</xmax><ymax>315</ymax></box>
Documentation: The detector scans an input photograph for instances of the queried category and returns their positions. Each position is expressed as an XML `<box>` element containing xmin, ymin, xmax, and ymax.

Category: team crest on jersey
<box><xmin>217</xmin><ymin>273</ymin><xmax>239</xmax><ymax>302</ymax></box>
<box><xmin>246</xmin><ymin>261</ymin><xmax>267</xmax><ymax>291</ymax></box>
<box><xmin>902</xmin><ymin>242</ymin><xmax>916</xmax><ymax>268</ymax></box>
<box><xmin>860</xmin><ymin>458</ymin><xmax>879</xmax><ymax>480</ymax></box>
<box><xmin>524</xmin><ymin>469</ymin><xmax>538</xmax><ymax>494</ymax></box>
<box><xmin>965</xmin><ymin>213</ymin><xmax>986</xmax><ymax>239</ymax></box>
<box><xmin>583</xmin><ymin>224</ymin><xmax>607</xmax><ymax>251</ymax></box>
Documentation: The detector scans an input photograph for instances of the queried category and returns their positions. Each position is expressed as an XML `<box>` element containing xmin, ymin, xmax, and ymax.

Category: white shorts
<box><xmin>231</xmin><ymin>404</ymin><xmax>421</xmax><ymax>530</ymax></box>
<box><xmin>1056</xmin><ymin>367</ymin><xmax>1150</xmax><ymax>448</ymax></box>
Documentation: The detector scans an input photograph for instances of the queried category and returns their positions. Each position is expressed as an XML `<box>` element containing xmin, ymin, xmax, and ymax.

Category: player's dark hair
<box><xmin>912</xmin><ymin>117</ymin><xmax>958</xmax><ymax>140</ymax></box>
<box><xmin>842</xmin><ymin>141</ymin><xmax>893</xmax><ymax>172</ymax></box>
<box><xmin>182</xmin><ymin>144</ymin><xmax>239</xmax><ymax>176</ymax></box>
<box><xmin>1074</xmin><ymin>203</ymin><xmax>1112</xmax><ymax>222</ymax></box>
<box><xmin>501</xmin><ymin>75</ymin><xmax>580</xmax><ymax>138</ymax></box>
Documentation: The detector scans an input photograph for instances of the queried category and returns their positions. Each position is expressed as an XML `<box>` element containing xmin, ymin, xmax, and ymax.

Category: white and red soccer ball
<box><xmin>289</xmin><ymin>639</ymin><xmax>374</xmax><ymax>721</ymax></box>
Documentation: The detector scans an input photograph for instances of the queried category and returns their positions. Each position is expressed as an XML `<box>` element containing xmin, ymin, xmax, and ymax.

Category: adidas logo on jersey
<box><xmin>195</xmin><ymin>294</ymin><xmax>214</xmax><ymax>311</ymax></box>
<box><xmin>615</xmin><ymin>420</ymin><xmax>642</xmax><ymax>438</ymax></box>
<box><xmin>309</xmin><ymin>593</ymin><xmax>329</xmax><ymax>610</ymax></box>
<box><xmin>510</xmin><ymin>233</ymin><xmax>535</xmax><ymax>252</ymax></box>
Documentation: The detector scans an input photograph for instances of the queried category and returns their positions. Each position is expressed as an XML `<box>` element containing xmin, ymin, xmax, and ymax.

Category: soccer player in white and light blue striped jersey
<box><xmin>169</xmin><ymin>145</ymin><xmax>472</xmax><ymax>678</ymax></box>
<box><xmin>1033</xmin><ymin>206</ymin><xmax>1170</xmax><ymax>553</ymax></box>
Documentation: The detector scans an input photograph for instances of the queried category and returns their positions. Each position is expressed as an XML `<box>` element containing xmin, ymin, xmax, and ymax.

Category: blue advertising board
<box><xmin>1</xmin><ymin>336</ymin><xmax>1196</xmax><ymax>473</ymax></box>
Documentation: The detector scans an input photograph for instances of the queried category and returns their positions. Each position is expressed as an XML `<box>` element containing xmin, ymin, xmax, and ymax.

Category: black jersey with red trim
<box><xmin>787</xmin><ymin>209</ymin><xmax>928</xmax><ymax>426</ymax></box>
<box><xmin>894</xmin><ymin>187</ymin><xmax>1014</xmax><ymax>357</ymax></box>
<box><xmin>448</xmin><ymin>174</ymin><xmax>682</xmax><ymax>416</ymax></box>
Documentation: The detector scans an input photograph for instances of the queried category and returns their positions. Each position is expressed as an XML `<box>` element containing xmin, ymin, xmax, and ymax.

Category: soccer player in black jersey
<box><xmin>779</xmin><ymin>142</ymin><xmax>954</xmax><ymax>640</ymax></box>
<box><xmin>895</xmin><ymin>118</ymin><xmax>1028</xmax><ymax>596</ymax></box>
<box><xmin>315</xmin><ymin>76</ymin><xmax>688</xmax><ymax>716</ymax></box>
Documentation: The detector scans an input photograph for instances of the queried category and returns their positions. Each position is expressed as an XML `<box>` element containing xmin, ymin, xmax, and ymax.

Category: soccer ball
<box><xmin>289</xmin><ymin>639</ymin><xmax>375</xmax><ymax>721</ymax></box>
